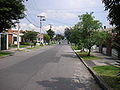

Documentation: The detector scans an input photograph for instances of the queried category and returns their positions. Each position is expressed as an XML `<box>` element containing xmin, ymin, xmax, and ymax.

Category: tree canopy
<box><xmin>65</xmin><ymin>13</ymin><xmax>102</xmax><ymax>56</ymax></box>
<box><xmin>44</xmin><ymin>34</ymin><xmax>50</xmax><ymax>44</ymax></box>
<box><xmin>0</xmin><ymin>0</ymin><xmax>26</xmax><ymax>32</ymax></box>
<box><xmin>47</xmin><ymin>29</ymin><xmax>55</xmax><ymax>40</ymax></box>
<box><xmin>78</xmin><ymin>13</ymin><xmax>102</xmax><ymax>55</ymax></box>
<box><xmin>54</xmin><ymin>34</ymin><xmax>64</xmax><ymax>41</ymax></box>
<box><xmin>22</xmin><ymin>31</ymin><xmax>38</xmax><ymax>43</ymax></box>
<box><xmin>102</xmin><ymin>0</ymin><xmax>120</xmax><ymax>33</ymax></box>
<box><xmin>64</xmin><ymin>27</ymin><xmax>72</xmax><ymax>41</ymax></box>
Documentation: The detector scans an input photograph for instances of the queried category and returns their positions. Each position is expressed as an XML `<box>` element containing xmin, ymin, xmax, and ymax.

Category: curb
<box><xmin>73</xmin><ymin>50</ymin><xmax>112</xmax><ymax>90</ymax></box>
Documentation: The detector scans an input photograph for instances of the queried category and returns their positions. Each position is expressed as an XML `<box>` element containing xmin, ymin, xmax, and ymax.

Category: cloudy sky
<box><xmin>18</xmin><ymin>0</ymin><xmax>111</xmax><ymax>34</ymax></box>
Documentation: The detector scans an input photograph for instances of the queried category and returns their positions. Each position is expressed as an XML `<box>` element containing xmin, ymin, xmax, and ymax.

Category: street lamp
<box><xmin>37</xmin><ymin>15</ymin><xmax>46</xmax><ymax>44</ymax></box>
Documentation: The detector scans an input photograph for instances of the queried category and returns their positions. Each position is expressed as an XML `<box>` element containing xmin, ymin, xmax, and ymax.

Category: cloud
<box><xmin>37</xmin><ymin>12</ymin><xmax>47</xmax><ymax>18</ymax></box>
<box><xmin>68</xmin><ymin>0</ymin><xmax>102</xmax><ymax>9</ymax></box>
<box><xmin>15</xmin><ymin>23</ymin><xmax>68</xmax><ymax>35</ymax></box>
<box><xmin>42</xmin><ymin>25</ymin><xmax>69</xmax><ymax>34</ymax></box>
<box><xmin>38</xmin><ymin>10</ymin><xmax>77</xmax><ymax>20</ymax></box>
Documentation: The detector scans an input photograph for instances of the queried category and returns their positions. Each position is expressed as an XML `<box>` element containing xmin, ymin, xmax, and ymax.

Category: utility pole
<box><xmin>16</xmin><ymin>20</ymin><xmax>20</xmax><ymax>50</ymax></box>
<box><xmin>37</xmin><ymin>15</ymin><xmax>46</xmax><ymax>44</ymax></box>
<box><xmin>49</xmin><ymin>24</ymin><xmax>52</xmax><ymax>30</ymax></box>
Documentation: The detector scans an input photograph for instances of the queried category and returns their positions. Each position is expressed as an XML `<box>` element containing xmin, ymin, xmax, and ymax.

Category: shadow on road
<box><xmin>36</xmin><ymin>77</ymin><xmax>93</xmax><ymax>90</ymax></box>
<box><xmin>61</xmin><ymin>54</ymin><xmax>77</xmax><ymax>58</ymax></box>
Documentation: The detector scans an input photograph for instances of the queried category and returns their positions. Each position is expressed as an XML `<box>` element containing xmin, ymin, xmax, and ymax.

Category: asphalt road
<box><xmin>0</xmin><ymin>44</ymin><xmax>101</xmax><ymax>90</ymax></box>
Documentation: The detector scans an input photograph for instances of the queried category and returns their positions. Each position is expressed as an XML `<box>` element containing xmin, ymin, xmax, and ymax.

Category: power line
<box><xmin>25</xmin><ymin>17</ymin><xmax>47</xmax><ymax>33</ymax></box>
<box><xmin>25</xmin><ymin>17</ymin><xmax>39</xmax><ymax>27</ymax></box>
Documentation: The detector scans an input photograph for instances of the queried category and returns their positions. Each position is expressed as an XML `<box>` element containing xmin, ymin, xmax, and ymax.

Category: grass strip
<box><xmin>0</xmin><ymin>52</ymin><xmax>11</xmax><ymax>56</ymax></box>
<box><xmin>93</xmin><ymin>65</ymin><xmax>120</xmax><ymax>90</ymax></box>
<box><xmin>77</xmin><ymin>52</ymin><xmax>100</xmax><ymax>60</ymax></box>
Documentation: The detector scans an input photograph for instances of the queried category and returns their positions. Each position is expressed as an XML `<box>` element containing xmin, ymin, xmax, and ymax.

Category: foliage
<box><xmin>77</xmin><ymin>13</ymin><xmax>102</xmax><ymax>56</ymax></box>
<box><xmin>77</xmin><ymin>52</ymin><xmax>100</xmax><ymax>60</ymax></box>
<box><xmin>22</xmin><ymin>31</ymin><xmax>38</xmax><ymax>43</ymax></box>
<box><xmin>71</xmin><ymin>45</ymin><xmax>82</xmax><ymax>50</ymax></box>
<box><xmin>102</xmin><ymin>0</ymin><xmax>120</xmax><ymax>33</ymax></box>
<box><xmin>47</xmin><ymin>29</ymin><xmax>55</xmax><ymax>40</ymax></box>
<box><xmin>54</xmin><ymin>34</ymin><xmax>64</xmax><ymax>41</ymax></box>
<box><xmin>64</xmin><ymin>27</ymin><xmax>72</xmax><ymax>41</ymax></box>
<box><xmin>93</xmin><ymin>31</ymin><xmax>112</xmax><ymax>45</ymax></box>
<box><xmin>0</xmin><ymin>0</ymin><xmax>27</xmax><ymax>32</ymax></box>
<box><xmin>64</xmin><ymin>13</ymin><xmax>102</xmax><ymax>56</ymax></box>
<box><xmin>0</xmin><ymin>51</ymin><xmax>11</xmax><ymax>56</ymax></box>
<box><xmin>69</xmin><ymin>29</ymin><xmax>81</xmax><ymax>46</ymax></box>
<box><xmin>93</xmin><ymin>65</ymin><xmax>120</xmax><ymax>90</ymax></box>
<box><xmin>44</xmin><ymin>34</ymin><xmax>50</xmax><ymax>44</ymax></box>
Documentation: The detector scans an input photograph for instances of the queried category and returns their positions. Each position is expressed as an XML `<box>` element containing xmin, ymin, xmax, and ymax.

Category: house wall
<box><xmin>8</xmin><ymin>34</ymin><xmax>13</xmax><ymax>44</ymax></box>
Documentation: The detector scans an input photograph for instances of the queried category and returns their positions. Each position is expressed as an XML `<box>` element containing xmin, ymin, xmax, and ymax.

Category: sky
<box><xmin>18</xmin><ymin>0</ymin><xmax>112</xmax><ymax>34</ymax></box>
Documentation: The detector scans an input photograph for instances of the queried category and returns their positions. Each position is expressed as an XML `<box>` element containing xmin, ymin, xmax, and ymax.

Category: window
<box><xmin>14</xmin><ymin>37</ymin><xmax>17</xmax><ymax>41</ymax></box>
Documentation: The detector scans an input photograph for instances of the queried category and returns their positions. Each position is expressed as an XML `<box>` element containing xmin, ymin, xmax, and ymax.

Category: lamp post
<box><xmin>37</xmin><ymin>15</ymin><xmax>46</xmax><ymax>44</ymax></box>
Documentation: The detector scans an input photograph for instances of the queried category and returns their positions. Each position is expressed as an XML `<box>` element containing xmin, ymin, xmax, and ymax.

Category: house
<box><xmin>98</xmin><ymin>27</ymin><xmax>117</xmax><ymax>34</ymax></box>
<box><xmin>97</xmin><ymin>27</ymin><xmax>119</xmax><ymax>58</ymax></box>
<box><xmin>7</xmin><ymin>29</ymin><xmax>24</xmax><ymax>45</ymax></box>
<box><xmin>37</xmin><ymin>34</ymin><xmax>44</xmax><ymax>45</ymax></box>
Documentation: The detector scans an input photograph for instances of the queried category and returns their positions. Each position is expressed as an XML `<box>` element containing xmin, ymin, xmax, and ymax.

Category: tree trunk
<box><xmin>87</xmin><ymin>48</ymin><xmax>91</xmax><ymax>56</ymax></box>
<box><xmin>99</xmin><ymin>44</ymin><xmax>103</xmax><ymax>53</ymax></box>
<box><xmin>118</xmin><ymin>50</ymin><xmax>120</xmax><ymax>60</ymax></box>
<box><xmin>106</xmin><ymin>40</ymin><xmax>112</xmax><ymax>56</ymax></box>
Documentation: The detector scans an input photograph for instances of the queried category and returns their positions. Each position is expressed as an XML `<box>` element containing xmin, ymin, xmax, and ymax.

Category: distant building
<box><xmin>98</xmin><ymin>27</ymin><xmax>117</xmax><ymax>34</ymax></box>
<box><xmin>37</xmin><ymin>34</ymin><xmax>44</xmax><ymax>44</ymax></box>
<box><xmin>7</xmin><ymin>29</ymin><xmax>24</xmax><ymax>45</ymax></box>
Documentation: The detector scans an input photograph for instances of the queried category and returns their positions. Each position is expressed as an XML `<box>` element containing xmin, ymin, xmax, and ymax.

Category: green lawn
<box><xmin>77</xmin><ymin>52</ymin><xmax>100</xmax><ymax>60</ymax></box>
<box><xmin>10</xmin><ymin>45</ymin><xmax>29</xmax><ymax>48</ymax></box>
<box><xmin>20</xmin><ymin>45</ymin><xmax>29</xmax><ymax>48</ymax></box>
<box><xmin>0</xmin><ymin>52</ymin><xmax>11</xmax><ymax>56</ymax></box>
<box><xmin>71</xmin><ymin>45</ymin><xmax>81</xmax><ymax>50</ymax></box>
<box><xmin>93</xmin><ymin>65</ymin><xmax>120</xmax><ymax>90</ymax></box>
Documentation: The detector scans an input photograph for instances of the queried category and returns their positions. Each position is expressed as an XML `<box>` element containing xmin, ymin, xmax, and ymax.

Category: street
<box><xmin>0</xmin><ymin>44</ymin><xmax>101</xmax><ymax>90</ymax></box>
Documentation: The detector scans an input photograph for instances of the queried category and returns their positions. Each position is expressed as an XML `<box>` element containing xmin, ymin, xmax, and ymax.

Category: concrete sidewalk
<box><xmin>0</xmin><ymin>46</ymin><xmax>34</xmax><ymax>59</ymax></box>
<box><xmin>84</xmin><ymin>50</ymin><xmax>119</xmax><ymax>67</ymax></box>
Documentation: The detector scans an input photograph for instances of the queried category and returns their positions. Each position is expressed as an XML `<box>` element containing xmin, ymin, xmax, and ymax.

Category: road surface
<box><xmin>0</xmin><ymin>44</ymin><xmax>101</xmax><ymax>90</ymax></box>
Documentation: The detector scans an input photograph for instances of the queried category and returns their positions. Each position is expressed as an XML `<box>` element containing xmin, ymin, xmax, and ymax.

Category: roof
<box><xmin>37</xmin><ymin>34</ymin><xmax>44</xmax><ymax>38</ymax></box>
<box><xmin>7</xmin><ymin>29</ymin><xmax>25</xmax><ymax>35</ymax></box>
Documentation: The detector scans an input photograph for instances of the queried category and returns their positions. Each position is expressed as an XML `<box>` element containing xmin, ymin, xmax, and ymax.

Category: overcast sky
<box><xmin>18</xmin><ymin>0</ymin><xmax>112</xmax><ymax>34</ymax></box>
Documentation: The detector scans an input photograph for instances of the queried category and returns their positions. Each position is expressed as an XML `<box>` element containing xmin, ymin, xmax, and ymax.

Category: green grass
<box><xmin>93</xmin><ymin>66</ymin><xmax>120</xmax><ymax>90</ymax></box>
<box><xmin>77</xmin><ymin>52</ymin><xmax>100</xmax><ymax>60</ymax></box>
<box><xmin>0</xmin><ymin>52</ymin><xmax>11</xmax><ymax>56</ymax></box>
<box><xmin>10</xmin><ymin>45</ymin><xmax>29</xmax><ymax>48</ymax></box>
<box><xmin>71</xmin><ymin>45</ymin><xmax>78</xmax><ymax>50</ymax></box>
<box><xmin>19</xmin><ymin>45</ymin><xmax>29</xmax><ymax>48</ymax></box>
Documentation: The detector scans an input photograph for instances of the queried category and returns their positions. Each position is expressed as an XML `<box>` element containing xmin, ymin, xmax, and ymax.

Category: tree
<box><xmin>64</xmin><ymin>27</ymin><xmax>72</xmax><ymax>42</ymax></box>
<box><xmin>93</xmin><ymin>31</ymin><xmax>112</xmax><ymax>53</ymax></box>
<box><xmin>102</xmin><ymin>0</ymin><xmax>120</xmax><ymax>57</ymax></box>
<box><xmin>22</xmin><ymin>31</ymin><xmax>38</xmax><ymax>43</ymax></box>
<box><xmin>44</xmin><ymin>34</ymin><xmax>50</xmax><ymax>44</ymax></box>
<box><xmin>69</xmin><ymin>29</ymin><xmax>81</xmax><ymax>46</ymax></box>
<box><xmin>54</xmin><ymin>34</ymin><xmax>64</xmax><ymax>41</ymax></box>
<box><xmin>0</xmin><ymin>0</ymin><xmax>27</xmax><ymax>32</ymax></box>
<box><xmin>102</xmin><ymin>0</ymin><xmax>120</xmax><ymax>33</ymax></box>
<box><xmin>78</xmin><ymin>13</ymin><xmax>102</xmax><ymax>56</ymax></box>
<box><xmin>47</xmin><ymin>29</ymin><xmax>55</xmax><ymax>40</ymax></box>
